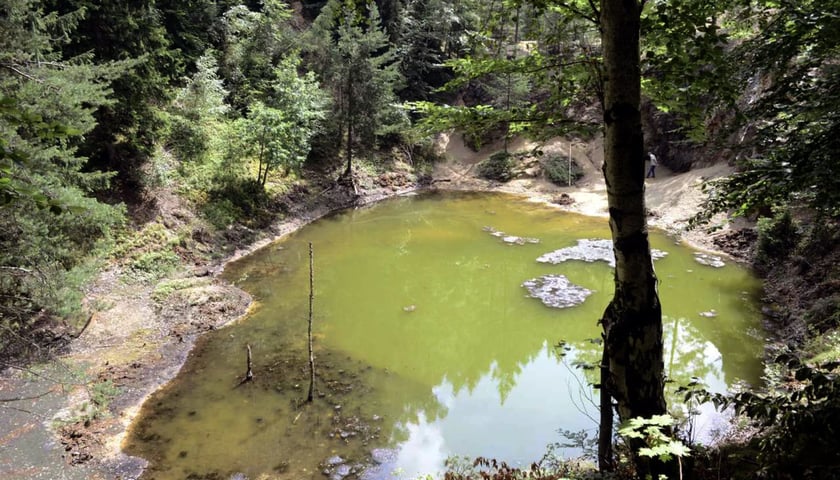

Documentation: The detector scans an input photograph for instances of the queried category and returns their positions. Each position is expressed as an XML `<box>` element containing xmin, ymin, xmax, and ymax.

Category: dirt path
<box><xmin>0</xmin><ymin>134</ymin><xmax>742</xmax><ymax>479</ymax></box>
<box><xmin>432</xmin><ymin>132</ymin><xmax>740</xmax><ymax>251</ymax></box>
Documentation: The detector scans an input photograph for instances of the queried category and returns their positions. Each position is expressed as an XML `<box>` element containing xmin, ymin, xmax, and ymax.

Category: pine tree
<box><xmin>43</xmin><ymin>0</ymin><xmax>178</xmax><ymax>171</ymax></box>
<box><xmin>216</xmin><ymin>0</ymin><xmax>296</xmax><ymax>112</ymax></box>
<box><xmin>306</xmin><ymin>0</ymin><xmax>407</xmax><ymax>177</ymax></box>
<box><xmin>396</xmin><ymin>0</ymin><xmax>460</xmax><ymax>101</ymax></box>
<box><xmin>0</xmin><ymin>0</ymin><xmax>125</xmax><ymax>351</ymax></box>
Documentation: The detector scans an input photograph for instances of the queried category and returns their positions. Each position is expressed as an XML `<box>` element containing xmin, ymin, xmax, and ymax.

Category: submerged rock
<box><xmin>370</xmin><ymin>448</ymin><xmax>395</xmax><ymax>465</ymax></box>
<box><xmin>482</xmin><ymin>225</ymin><xmax>503</xmax><ymax>236</ymax></box>
<box><xmin>694</xmin><ymin>252</ymin><xmax>726</xmax><ymax>268</ymax></box>
<box><xmin>483</xmin><ymin>226</ymin><xmax>540</xmax><ymax>246</ymax></box>
<box><xmin>522</xmin><ymin>274</ymin><xmax>593</xmax><ymax>308</ymax></box>
<box><xmin>331</xmin><ymin>464</ymin><xmax>352</xmax><ymax>480</ymax></box>
<box><xmin>553</xmin><ymin>193</ymin><xmax>575</xmax><ymax>205</ymax></box>
<box><xmin>537</xmin><ymin>238</ymin><xmax>667</xmax><ymax>267</ymax></box>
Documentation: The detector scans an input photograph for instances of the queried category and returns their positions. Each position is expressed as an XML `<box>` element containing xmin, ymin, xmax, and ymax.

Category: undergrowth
<box><xmin>107</xmin><ymin>222</ymin><xmax>185</xmax><ymax>283</ymax></box>
<box><xmin>543</xmin><ymin>154</ymin><xmax>584</xmax><ymax>186</ymax></box>
<box><xmin>478</xmin><ymin>151</ymin><xmax>515</xmax><ymax>182</ymax></box>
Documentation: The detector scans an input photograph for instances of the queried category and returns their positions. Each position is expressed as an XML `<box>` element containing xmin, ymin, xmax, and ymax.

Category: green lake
<box><xmin>124</xmin><ymin>191</ymin><xmax>765</xmax><ymax>480</ymax></box>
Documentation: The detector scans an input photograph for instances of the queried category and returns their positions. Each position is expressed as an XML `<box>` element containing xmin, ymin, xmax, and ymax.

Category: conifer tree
<box><xmin>0</xmin><ymin>0</ymin><xmax>125</xmax><ymax>348</ymax></box>
<box><xmin>307</xmin><ymin>0</ymin><xmax>406</xmax><ymax>177</ymax></box>
<box><xmin>396</xmin><ymin>0</ymin><xmax>461</xmax><ymax>101</ymax></box>
<box><xmin>43</xmin><ymin>0</ymin><xmax>179</xmax><ymax>172</ymax></box>
<box><xmin>217</xmin><ymin>0</ymin><xmax>296</xmax><ymax>112</ymax></box>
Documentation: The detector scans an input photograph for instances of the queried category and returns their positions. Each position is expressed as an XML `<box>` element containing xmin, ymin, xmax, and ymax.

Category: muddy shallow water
<box><xmin>124</xmin><ymin>191</ymin><xmax>764</xmax><ymax>480</ymax></box>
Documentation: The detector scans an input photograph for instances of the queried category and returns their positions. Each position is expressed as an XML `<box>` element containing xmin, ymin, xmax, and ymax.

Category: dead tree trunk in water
<box><xmin>237</xmin><ymin>343</ymin><xmax>254</xmax><ymax>386</ymax></box>
<box><xmin>307</xmin><ymin>242</ymin><xmax>315</xmax><ymax>403</ymax></box>
<box><xmin>246</xmin><ymin>344</ymin><xmax>254</xmax><ymax>381</ymax></box>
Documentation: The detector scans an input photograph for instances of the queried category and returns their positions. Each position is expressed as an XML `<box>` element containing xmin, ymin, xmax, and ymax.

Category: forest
<box><xmin>1</xmin><ymin>0</ymin><xmax>838</xmax><ymax>479</ymax></box>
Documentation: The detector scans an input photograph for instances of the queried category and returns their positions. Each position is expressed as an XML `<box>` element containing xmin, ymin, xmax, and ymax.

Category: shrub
<box><xmin>478</xmin><ymin>151</ymin><xmax>515</xmax><ymax>182</ymax></box>
<box><xmin>807</xmin><ymin>295</ymin><xmax>840</xmax><ymax>331</ymax></box>
<box><xmin>107</xmin><ymin>222</ymin><xmax>183</xmax><ymax>283</ymax></box>
<box><xmin>729</xmin><ymin>356</ymin><xmax>840</xmax><ymax>479</ymax></box>
<box><xmin>202</xmin><ymin>198</ymin><xmax>240</xmax><ymax>229</ymax></box>
<box><xmin>543</xmin><ymin>154</ymin><xmax>584</xmax><ymax>186</ymax></box>
<box><xmin>754</xmin><ymin>208</ymin><xmax>799</xmax><ymax>273</ymax></box>
<box><xmin>204</xmin><ymin>177</ymin><xmax>272</xmax><ymax>228</ymax></box>
<box><xmin>126</xmin><ymin>250</ymin><xmax>181</xmax><ymax>283</ymax></box>
<box><xmin>167</xmin><ymin>114</ymin><xmax>210</xmax><ymax>163</ymax></box>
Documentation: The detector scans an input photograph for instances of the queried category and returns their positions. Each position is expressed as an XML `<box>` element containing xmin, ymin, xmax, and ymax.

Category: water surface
<box><xmin>125</xmin><ymin>191</ymin><xmax>763</xmax><ymax>479</ymax></box>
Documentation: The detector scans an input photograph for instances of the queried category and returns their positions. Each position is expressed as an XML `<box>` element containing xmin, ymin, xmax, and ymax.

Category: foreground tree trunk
<box><xmin>599</xmin><ymin>0</ymin><xmax>671</xmax><ymax>476</ymax></box>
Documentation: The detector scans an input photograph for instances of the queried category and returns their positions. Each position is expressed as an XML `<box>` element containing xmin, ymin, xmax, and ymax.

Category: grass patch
<box><xmin>152</xmin><ymin>277</ymin><xmax>213</xmax><ymax>303</ymax></box>
<box><xmin>105</xmin><ymin>221</ymin><xmax>188</xmax><ymax>284</ymax></box>
<box><xmin>806</xmin><ymin>329</ymin><xmax>840</xmax><ymax>364</ymax></box>
<box><xmin>56</xmin><ymin>379</ymin><xmax>121</xmax><ymax>427</ymax></box>
<box><xmin>125</xmin><ymin>250</ymin><xmax>181</xmax><ymax>283</ymax></box>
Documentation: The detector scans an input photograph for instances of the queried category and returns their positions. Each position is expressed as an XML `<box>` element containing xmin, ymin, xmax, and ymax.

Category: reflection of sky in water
<box><xmin>370</xmin><ymin>326</ymin><xmax>740</xmax><ymax>480</ymax></box>
<box><xmin>368</xmin><ymin>345</ymin><xmax>599</xmax><ymax>479</ymax></box>
<box><xmin>664</xmin><ymin>315</ymin><xmax>735</xmax><ymax>444</ymax></box>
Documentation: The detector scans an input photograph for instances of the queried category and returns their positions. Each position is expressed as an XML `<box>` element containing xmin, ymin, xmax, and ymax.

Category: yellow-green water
<box><xmin>125</xmin><ymin>191</ymin><xmax>764</xmax><ymax>479</ymax></box>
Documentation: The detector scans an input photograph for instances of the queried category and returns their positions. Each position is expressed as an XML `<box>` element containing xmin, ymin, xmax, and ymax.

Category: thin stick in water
<box><xmin>307</xmin><ymin>242</ymin><xmax>315</xmax><ymax>402</ymax></box>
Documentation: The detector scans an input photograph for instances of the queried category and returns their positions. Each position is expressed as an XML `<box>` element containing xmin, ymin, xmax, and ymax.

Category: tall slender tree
<box><xmin>599</xmin><ymin>0</ymin><xmax>671</xmax><ymax>476</ymax></box>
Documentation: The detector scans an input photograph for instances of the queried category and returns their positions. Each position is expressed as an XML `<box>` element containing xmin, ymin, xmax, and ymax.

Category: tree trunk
<box><xmin>258</xmin><ymin>124</ymin><xmax>267</xmax><ymax>186</ymax></box>
<box><xmin>344</xmin><ymin>69</ymin><xmax>354</xmax><ymax>178</ymax></box>
<box><xmin>598</xmin><ymin>345</ymin><xmax>613</xmax><ymax>472</ymax></box>
<box><xmin>599</xmin><ymin>0</ymin><xmax>671</xmax><ymax>477</ymax></box>
<box><xmin>245</xmin><ymin>344</ymin><xmax>254</xmax><ymax>382</ymax></box>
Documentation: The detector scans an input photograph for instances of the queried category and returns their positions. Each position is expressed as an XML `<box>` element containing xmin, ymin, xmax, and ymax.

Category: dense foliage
<box><xmin>699</xmin><ymin>1</ymin><xmax>840</xmax><ymax>221</ymax></box>
<box><xmin>0</xmin><ymin>0</ymin><xmax>125</xmax><ymax>355</ymax></box>
<box><xmin>477</xmin><ymin>151</ymin><xmax>515</xmax><ymax>182</ymax></box>
<box><xmin>305</xmin><ymin>0</ymin><xmax>406</xmax><ymax>174</ymax></box>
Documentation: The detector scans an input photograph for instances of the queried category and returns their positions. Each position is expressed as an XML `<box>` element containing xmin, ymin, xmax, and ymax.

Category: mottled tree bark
<box><xmin>599</xmin><ymin>0</ymin><xmax>671</xmax><ymax>476</ymax></box>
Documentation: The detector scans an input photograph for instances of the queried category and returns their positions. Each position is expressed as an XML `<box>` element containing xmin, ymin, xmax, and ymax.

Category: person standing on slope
<box><xmin>646</xmin><ymin>152</ymin><xmax>658</xmax><ymax>178</ymax></box>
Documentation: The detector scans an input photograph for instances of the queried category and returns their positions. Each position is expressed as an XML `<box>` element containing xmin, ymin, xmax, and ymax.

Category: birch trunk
<box><xmin>600</xmin><ymin>0</ymin><xmax>671</xmax><ymax>476</ymax></box>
